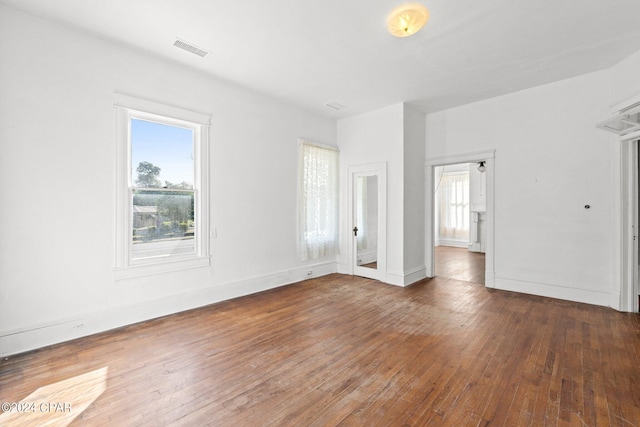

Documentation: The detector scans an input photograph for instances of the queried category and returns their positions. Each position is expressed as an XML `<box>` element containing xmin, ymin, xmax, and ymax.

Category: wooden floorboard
<box><xmin>2</xmin><ymin>270</ymin><xmax>640</xmax><ymax>426</ymax></box>
<box><xmin>435</xmin><ymin>245</ymin><xmax>485</xmax><ymax>285</ymax></box>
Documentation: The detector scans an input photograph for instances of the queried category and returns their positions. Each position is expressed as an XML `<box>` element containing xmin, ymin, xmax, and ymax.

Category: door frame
<box><xmin>426</xmin><ymin>150</ymin><xmax>496</xmax><ymax>287</ymax></box>
<box><xmin>619</xmin><ymin>136</ymin><xmax>640</xmax><ymax>312</ymax></box>
<box><xmin>348</xmin><ymin>163</ymin><xmax>387</xmax><ymax>281</ymax></box>
<box><xmin>609</xmin><ymin>92</ymin><xmax>640</xmax><ymax>312</ymax></box>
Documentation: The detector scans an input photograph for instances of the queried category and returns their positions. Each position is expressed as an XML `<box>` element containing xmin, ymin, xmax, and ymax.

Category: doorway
<box><xmin>426</xmin><ymin>151</ymin><xmax>495</xmax><ymax>287</ymax></box>
<box><xmin>627</xmin><ymin>138</ymin><xmax>640</xmax><ymax>312</ymax></box>
<box><xmin>596</xmin><ymin>95</ymin><xmax>640</xmax><ymax>312</ymax></box>
<box><xmin>433</xmin><ymin>162</ymin><xmax>485</xmax><ymax>284</ymax></box>
<box><xmin>619</xmin><ymin>137</ymin><xmax>640</xmax><ymax>312</ymax></box>
<box><xmin>636</xmin><ymin>140</ymin><xmax>640</xmax><ymax>312</ymax></box>
<box><xmin>599</xmin><ymin>96</ymin><xmax>640</xmax><ymax>312</ymax></box>
<box><xmin>348</xmin><ymin>163</ymin><xmax>387</xmax><ymax>281</ymax></box>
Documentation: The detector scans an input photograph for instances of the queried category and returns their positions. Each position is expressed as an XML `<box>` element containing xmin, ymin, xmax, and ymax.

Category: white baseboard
<box><xmin>493</xmin><ymin>276</ymin><xmax>610</xmax><ymax>307</ymax></box>
<box><xmin>0</xmin><ymin>261</ymin><xmax>337</xmax><ymax>357</ymax></box>
<box><xmin>386</xmin><ymin>265</ymin><xmax>427</xmax><ymax>287</ymax></box>
<box><xmin>485</xmin><ymin>271</ymin><xmax>495</xmax><ymax>288</ymax></box>
<box><xmin>425</xmin><ymin>264</ymin><xmax>434</xmax><ymax>278</ymax></box>
<box><xmin>609</xmin><ymin>291</ymin><xmax>622</xmax><ymax>311</ymax></box>
<box><xmin>436</xmin><ymin>240</ymin><xmax>469</xmax><ymax>248</ymax></box>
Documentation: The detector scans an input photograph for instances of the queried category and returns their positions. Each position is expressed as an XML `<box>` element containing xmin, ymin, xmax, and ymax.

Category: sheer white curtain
<box><xmin>297</xmin><ymin>141</ymin><xmax>339</xmax><ymax>260</ymax></box>
<box><xmin>439</xmin><ymin>172</ymin><xmax>470</xmax><ymax>241</ymax></box>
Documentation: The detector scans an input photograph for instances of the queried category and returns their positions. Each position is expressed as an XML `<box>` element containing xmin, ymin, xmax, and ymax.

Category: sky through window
<box><xmin>131</xmin><ymin>119</ymin><xmax>194</xmax><ymax>187</ymax></box>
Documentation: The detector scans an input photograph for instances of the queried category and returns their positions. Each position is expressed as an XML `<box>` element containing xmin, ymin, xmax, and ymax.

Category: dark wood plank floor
<box><xmin>435</xmin><ymin>245</ymin><xmax>485</xmax><ymax>285</ymax></box>
<box><xmin>2</xmin><ymin>273</ymin><xmax>640</xmax><ymax>426</ymax></box>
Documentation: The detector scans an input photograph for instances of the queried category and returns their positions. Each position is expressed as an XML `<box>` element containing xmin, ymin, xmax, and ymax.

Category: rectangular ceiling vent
<box><xmin>173</xmin><ymin>38</ymin><xmax>208</xmax><ymax>57</ymax></box>
<box><xmin>325</xmin><ymin>102</ymin><xmax>346</xmax><ymax>111</ymax></box>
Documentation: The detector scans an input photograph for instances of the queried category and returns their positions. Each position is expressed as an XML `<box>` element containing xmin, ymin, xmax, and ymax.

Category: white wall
<box><xmin>0</xmin><ymin>6</ymin><xmax>337</xmax><ymax>356</ymax></box>
<box><xmin>609</xmin><ymin>49</ymin><xmax>640</xmax><ymax>108</ymax></box>
<box><xmin>337</xmin><ymin>104</ymin><xmax>405</xmax><ymax>279</ymax></box>
<box><xmin>337</xmin><ymin>103</ymin><xmax>426</xmax><ymax>286</ymax></box>
<box><xmin>426</xmin><ymin>70</ymin><xmax>616</xmax><ymax>306</ymax></box>
<box><xmin>402</xmin><ymin>105</ymin><xmax>426</xmax><ymax>277</ymax></box>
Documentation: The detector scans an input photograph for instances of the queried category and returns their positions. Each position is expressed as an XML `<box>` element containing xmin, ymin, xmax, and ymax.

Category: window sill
<box><xmin>113</xmin><ymin>256</ymin><xmax>210</xmax><ymax>281</ymax></box>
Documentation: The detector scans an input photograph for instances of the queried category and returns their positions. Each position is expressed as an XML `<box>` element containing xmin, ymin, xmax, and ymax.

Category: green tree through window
<box><xmin>135</xmin><ymin>161</ymin><xmax>162</xmax><ymax>188</ymax></box>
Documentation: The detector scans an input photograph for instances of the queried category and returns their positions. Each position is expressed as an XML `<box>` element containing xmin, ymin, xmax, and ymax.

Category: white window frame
<box><xmin>113</xmin><ymin>93</ymin><xmax>210</xmax><ymax>280</ymax></box>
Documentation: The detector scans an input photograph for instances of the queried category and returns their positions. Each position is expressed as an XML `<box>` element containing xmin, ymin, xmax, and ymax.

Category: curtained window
<box><xmin>297</xmin><ymin>140</ymin><xmax>339</xmax><ymax>260</ymax></box>
<box><xmin>438</xmin><ymin>172</ymin><xmax>470</xmax><ymax>242</ymax></box>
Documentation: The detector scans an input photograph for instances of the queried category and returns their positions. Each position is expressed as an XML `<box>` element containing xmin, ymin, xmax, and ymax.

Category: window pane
<box><xmin>131</xmin><ymin>119</ymin><xmax>194</xmax><ymax>189</ymax></box>
<box><xmin>132</xmin><ymin>189</ymin><xmax>195</xmax><ymax>259</ymax></box>
<box><xmin>438</xmin><ymin>172</ymin><xmax>469</xmax><ymax>241</ymax></box>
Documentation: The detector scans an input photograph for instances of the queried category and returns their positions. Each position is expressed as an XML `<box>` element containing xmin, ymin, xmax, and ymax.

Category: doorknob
<box><xmin>353</xmin><ymin>226</ymin><xmax>358</xmax><ymax>236</ymax></box>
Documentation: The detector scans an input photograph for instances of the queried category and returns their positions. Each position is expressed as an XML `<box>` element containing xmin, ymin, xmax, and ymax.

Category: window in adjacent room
<box><xmin>114</xmin><ymin>94</ymin><xmax>210</xmax><ymax>279</ymax></box>
<box><xmin>297</xmin><ymin>139</ymin><xmax>339</xmax><ymax>260</ymax></box>
<box><xmin>438</xmin><ymin>170</ymin><xmax>470</xmax><ymax>243</ymax></box>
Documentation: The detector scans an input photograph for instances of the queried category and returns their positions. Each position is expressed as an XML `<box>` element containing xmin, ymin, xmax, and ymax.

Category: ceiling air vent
<box><xmin>326</xmin><ymin>102</ymin><xmax>346</xmax><ymax>111</ymax></box>
<box><xmin>173</xmin><ymin>38</ymin><xmax>208</xmax><ymax>57</ymax></box>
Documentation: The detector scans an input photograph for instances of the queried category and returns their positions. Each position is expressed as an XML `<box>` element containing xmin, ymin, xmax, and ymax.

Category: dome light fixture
<box><xmin>387</xmin><ymin>4</ymin><xmax>430</xmax><ymax>37</ymax></box>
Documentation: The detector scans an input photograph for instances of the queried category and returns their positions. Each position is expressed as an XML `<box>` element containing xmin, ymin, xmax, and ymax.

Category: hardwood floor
<box><xmin>2</xmin><ymin>273</ymin><xmax>640</xmax><ymax>426</ymax></box>
<box><xmin>435</xmin><ymin>245</ymin><xmax>485</xmax><ymax>285</ymax></box>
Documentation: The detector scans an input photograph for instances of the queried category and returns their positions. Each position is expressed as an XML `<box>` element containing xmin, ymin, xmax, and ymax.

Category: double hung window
<box><xmin>114</xmin><ymin>94</ymin><xmax>210</xmax><ymax>278</ymax></box>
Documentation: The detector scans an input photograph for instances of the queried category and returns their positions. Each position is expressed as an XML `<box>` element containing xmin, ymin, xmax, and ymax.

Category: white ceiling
<box><xmin>4</xmin><ymin>0</ymin><xmax>640</xmax><ymax>118</ymax></box>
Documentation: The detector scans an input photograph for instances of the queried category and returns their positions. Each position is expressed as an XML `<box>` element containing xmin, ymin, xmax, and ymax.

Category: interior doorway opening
<box><xmin>618</xmin><ymin>137</ymin><xmax>640</xmax><ymax>313</ymax></box>
<box><xmin>433</xmin><ymin>162</ymin><xmax>486</xmax><ymax>284</ymax></box>
<box><xmin>634</xmin><ymin>139</ymin><xmax>640</xmax><ymax>312</ymax></box>
<box><xmin>637</xmin><ymin>140</ymin><xmax>640</xmax><ymax>312</ymax></box>
<box><xmin>425</xmin><ymin>150</ymin><xmax>495</xmax><ymax>288</ymax></box>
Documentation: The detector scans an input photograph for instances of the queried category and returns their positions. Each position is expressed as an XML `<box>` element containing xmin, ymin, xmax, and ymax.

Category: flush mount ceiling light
<box><xmin>387</xmin><ymin>3</ymin><xmax>430</xmax><ymax>37</ymax></box>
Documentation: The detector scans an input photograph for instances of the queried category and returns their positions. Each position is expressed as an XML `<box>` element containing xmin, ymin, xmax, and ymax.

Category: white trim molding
<box><xmin>494</xmin><ymin>276</ymin><xmax>611</xmax><ymax>308</ymax></box>
<box><xmin>386</xmin><ymin>265</ymin><xmax>428</xmax><ymax>287</ymax></box>
<box><xmin>607</xmin><ymin>92</ymin><xmax>640</xmax><ymax>313</ymax></box>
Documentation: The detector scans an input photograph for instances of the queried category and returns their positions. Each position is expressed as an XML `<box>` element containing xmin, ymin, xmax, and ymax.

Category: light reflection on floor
<box><xmin>0</xmin><ymin>367</ymin><xmax>108</xmax><ymax>427</ymax></box>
